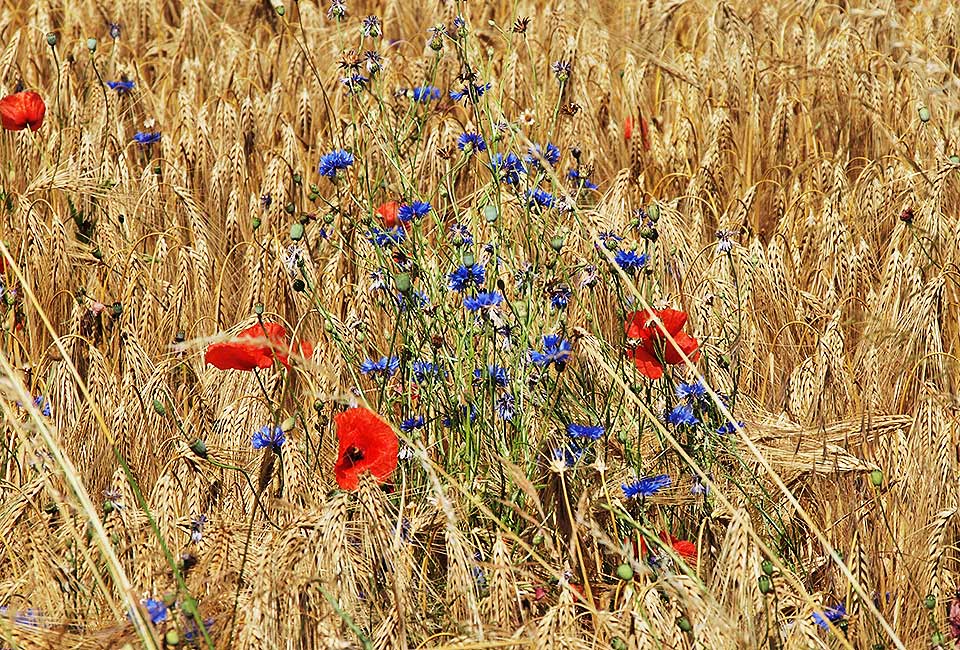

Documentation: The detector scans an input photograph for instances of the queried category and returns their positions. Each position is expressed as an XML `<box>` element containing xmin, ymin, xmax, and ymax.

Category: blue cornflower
<box><xmin>361</xmin><ymin>15</ymin><xmax>382</xmax><ymax>37</ymax></box>
<box><xmin>411</xmin><ymin>85</ymin><xmax>441</xmax><ymax>102</ymax></box>
<box><xmin>449</xmin><ymin>82</ymin><xmax>492</xmax><ymax>103</ymax></box>
<box><xmin>691</xmin><ymin>473</ymin><xmax>711</xmax><ymax>495</ymax></box>
<box><xmin>360</xmin><ymin>355</ymin><xmax>395</xmax><ymax>375</ymax></box>
<box><xmin>449</xmin><ymin>263</ymin><xmax>486</xmax><ymax>292</ymax></box>
<box><xmin>398</xmin><ymin>201</ymin><xmax>431</xmax><ymax>223</ymax></box>
<box><xmin>717</xmin><ymin>420</ymin><xmax>744</xmax><ymax>435</ymax></box>
<box><xmin>183</xmin><ymin>619</ymin><xmax>215</xmax><ymax>644</ymax></box>
<box><xmin>614</xmin><ymin>249</ymin><xmax>648</xmax><ymax>273</ymax></box>
<box><xmin>496</xmin><ymin>393</ymin><xmax>516</xmax><ymax>421</ymax></box>
<box><xmin>341</xmin><ymin>74</ymin><xmax>369</xmax><ymax>94</ymax></box>
<box><xmin>0</xmin><ymin>607</ymin><xmax>40</xmax><ymax>629</ymax></box>
<box><xmin>34</xmin><ymin>396</ymin><xmax>51</xmax><ymax>417</ymax></box>
<box><xmin>449</xmin><ymin>223</ymin><xmax>474</xmax><ymax>246</ymax></box>
<box><xmin>596</xmin><ymin>231</ymin><xmax>623</xmax><ymax>251</ymax></box>
<box><xmin>400</xmin><ymin>416</ymin><xmax>426</xmax><ymax>432</ymax></box>
<box><xmin>529</xmin><ymin>334</ymin><xmax>572</xmax><ymax>370</ymax></box>
<box><xmin>106</xmin><ymin>80</ymin><xmax>135</xmax><ymax>94</ymax></box>
<box><xmin>473</xmin><ymin>365</ymin><xmax>510</xmax><ymax>388</ymax></box>
<box><xmin>411</xmin><ymin>361</ymin><xmax>445</xmax><ymax>383</ymax></box>
<box><xmin>260</xmin><ymin>193</ymin><xmax>272</xmax><ymax>209</ymax></box>
<box><xmin>361</xmin><ymin>356</ymin><xmax>400</xmax><ymax>377</ymax></box>
<box><xmin>490</xmin><ymin>152</ymin><xmax>525</xmax><ymax>185</ymax></box>
<box><xmin>568</xmin><ymin>168</ymin><xmax>598</xmax><ymax>190</ymax></box>
<box><xmin>812</xmin><ymin>603</ymin><xmax>846</xmax><ymax>630</ymax></box>
<box><xmin>667</xmin><ymin>404</ymin><xmax>698</xmax><ymax>427</ymax></box>
<box><xmin>525</xmin><ymin>143</ymin><xmax>561</xmax><ymax>169</ymax></box>
<box><xmin>464</xmin><ymin>291</ymin><xmax>503</xmax><ymax>312</ymax></box>
<box><xmin>566</xmin><ymin>423</ymin><xmax>604</xmax><ymax>441</ymax></box>
<box><xmin>526</xmin><ymin>188</ymin><xmax>555</xmax><ymax>210</ymax></box>
<box><xmin>676</xmin><ymin>381</ymin><xmax>707</xmax><ymax>402</ymax></box>
<box><xmin>550</xmin><ymin>286</ymin><xmax>571</xmax><ymax>310</ymax></box>
<box><xmin>143</xmin><ymin>598</ymin><xmax>168</xmax><ymax>625</ymax></box>
<box><xmin>368</xmin><ymin>226</ymin><xmax>406</xmax><ymax>247</ymax></box>
<box><xmin>252</xmin><ymin>425</ymin><xmax>285</xmax><ymax>450</ymax></box>
<box><xmin>457</xmin><ymin>132</ymin><xmax>487</xmax><ymax>154</ymax></box>
<box><xmin>317</xmin><ymin>149</ymin><xmax>354</xmax><ymax>178</ymax></box>
<box><xmin>109</xmin><ymin>23</ymin><xmax>121</xmax><ymax>40</ymax></box>
<box><xmin>552</xmin><ymin>443</ymin><xmax>583</xmax><ymax>468</ymax></box>
<box><xmin>621</xmin><ymin>474</ymin><xmax>672</xmax><ymax>499</ymax></box>
<box><xmin>133</xmin><ymin>131</ymin><xmax>161</xmax><ymax>145</ymax></box>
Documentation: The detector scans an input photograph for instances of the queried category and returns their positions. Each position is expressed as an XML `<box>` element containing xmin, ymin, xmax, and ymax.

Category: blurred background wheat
<box><xmin>1</xmin><ymin>0</ymin><xmax>959</xmax><ymax>648</ymax></box>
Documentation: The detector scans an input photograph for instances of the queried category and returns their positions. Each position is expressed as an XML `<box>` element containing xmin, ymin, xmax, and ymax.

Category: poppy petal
<box><xmin>628</xmin><ymin>345</ymin><xmax>664</xmax><ymax>379</ymax></box>
<box><xmin>204</xmin><ymin>342</ymin><xmax>261</xmax><ymax>371</ymax></box>
<box><xmin>663</xmin><ymin>332</ymin><xmax>700</xmax><ymax>365</ymax></box>
<box><xmin>334</xmin><ymin>407</ymin><xmax>399</xmax><ymax>491</ymax></box>
<box><xmin>656</xmin><ymin>309</ymin><xmax>688</xmax><ymax>336</ymax></box>
<box><xmin>625</xmin><ymin>309</ymin><xmax>655</xmax><ymax>340</ymax></box>
<box><xmin>376</xmin><ymin>200</ymin><xmax>401</xmax><ymax>229</ymax></box>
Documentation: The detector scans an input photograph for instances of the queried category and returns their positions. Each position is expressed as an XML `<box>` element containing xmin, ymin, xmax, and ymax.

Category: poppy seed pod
<box><xmin>919</xmin><ymin>106</ymin><xmax>931</xmax><ymax>123</ymax></box>
<box><xmin>87</xmin><ymin>38</ymin><xmax>97</xmax><ymax>52</ymax></box>
<box><xmin>46</xmin><ymin>33</ymin><xmax>57</xmax><ymax>47</ymax></box>
<box><xmin>289</xmin><ymin>221</ymin><xmax>304</xmax><ymax>241</ymax></box>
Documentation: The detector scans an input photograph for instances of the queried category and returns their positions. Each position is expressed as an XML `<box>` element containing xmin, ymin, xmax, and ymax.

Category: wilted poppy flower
<box><xmin>625</xmin><ymin>308</ymin><xmax>699</xmax><ymax>379</ymax></box>
<box><xmin>623</xmin><ymin>114</ymin><xmax>651</xmax><ymax>151</ymax></box>
<box><xmin>334</xmin><ymin>407</ymin><xmax>399</xmax><ymax>490</ymax></box>
<box><xmin>624</xmin><ymin>115</ymin><xmax>633</xmax><ymax>141</ymax></box>
<box><xmin>0</xmin><ymin>91</ymin><xmax>45</xmax><ymax>132</ymax></box>
<box><xmin>205</xmin><ymin>322</ymin><xmax>310</xmax><ymax>371</ymax></box>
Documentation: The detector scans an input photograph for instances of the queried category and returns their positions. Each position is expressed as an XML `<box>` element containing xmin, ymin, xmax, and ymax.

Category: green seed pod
<box><xmin>323</xmin><ymin>211</ymin><xmax>334</xmax><ymax>224</ymax></box>
<box><xmin>252</xmin><ymin>216</ymin><xmax>261</xmax><ymax>230</ymax></box>
<box><xmin>281</xmin><ymin>416</ymin><xmax>296</xmax><ymax>432</ymax></box>
<box><xmin>550</xmin><ymin>236</ymin><xmax>564</xmax><ymax>253</ymax></box>
<box><xmin>308</xmin><ymin>192</ymin><xmax>319</xmax><ymax>202</ymax></box>
<box><xmin>761</xmin><ymin>559</ymin><xmax>774</xmax><ymax>576</ymax></box>
<box><xmin>189</xmin><ymin>439</ymin><xmax>208</xmax><ymax>459</ymax></box>
<box><xmin>153</xmin><ymin>165</ymin><xmax>162</xmax><ymax>175</ymax></box>
<box><xmin>152</xmin><ymin>399</ymin><xmax>166</xmax><ymax>416</ymax></box>
<box><xmin>292</xmin><ymin>279</ymin><xmax>305</xmax><ymax>292</ymax></box>
<box><xmin>292</xmin><ymin>173</ymin><xmax>302</xmax><ymax>185</ymax></box>
<box><xmin>356</xmin><ymin>331</ymin><xmax>365</xmax><ymax>343</ymax></box>
<box><xmin>483</xmin><ymin>205</ymin><xmax>498</xmax><ymax>223</ymax></box>
<box><xmin>611</xmin><ymin>637</ymin><xmax>628</xmax><ymax>650</ymax></box>
<box><xmin>313</xmin><ymin>399</ymin><xmax>323</xmax><ymax>412</ymax></box>
<box><xmin>758</xmin><ymin>575</ymin><xmax>773</xmax><ymax>594</ymax></box>
<box><xmin>950</xmin><ymin>155</ymin><xmax>960</xmax><ymax>164</ymax></box>
<box><xmin>925</xmin><ymin>594</ymin><xmax>937</xmax><ymax>609</ymax></box>
<box><xmin>165</xmin><ymin>630</ymin><xmax>180</xmax><ymax>646</ymax></box>
<box><xmin>284</xmin><ymin>202</ymin><xmax>295</xmax><ymax>215</ymax></box>
<box><xmin>86</xmin><ymin>38</ymin><xmax>97</xmax><ymax>52</ymax></box>
<box><xmin>615</xmin><ymin>563</ymin><xmax>634</xmax><ymax>581</ymax></box>
<box><xmin>112</xmin><ymin>301</ymin><xmax>123</xmax><ymax>316</ymax></box>
<box><xmin>254</xmin><ymin>303</ymin><xmax>264</xmax><ymax>315</ymax></box>
<box><xmin>919</xmin><ymin>106</ymin><xmax>931</xmax><ymax>123</ymax></box>
<box><xmin>462</xmin><ymin>252</ymin><xmax>476</xmax><ymax>267</ymax></box>
<box><xmin>677</xmin><ymin>617</ymin><xmax>692</xmax><ymax>632</ymax></box>
<box><xmin>103</xmin><ymin>500</ymin><xmax>115</xmax><ymax>514</ymax></box>
<box><xmin>92</xmin><ymin>248</ymin><xmax>103</xmax><ymax>260</ymax></box>
<box><xmin>647</xmin><ymin>202</ymin><xmax>660</xmax><ymax>222</ymax></box>
<box><xmin>46</xmin><ymin>33</ymin><xmax>57</xmax><ymax>47</ymax></box>
<box><xmin>181</xmin><ymin>597</ymin><xmax>199</xmax><ymax>617</ymax></box>
<box><xmin>869</xmin><ymin>469</ymin><xmax>884</xmax><ymax>488</ymax></box>
<box><xmin>932</xmin><ymin>631</ymin><xmax>945</xmax><ymax>646</ymax></box>
<box><xmin>533</xmin><ymin>534</ymin><xmax>544</xmax><ymax>546</ymax></box>
<box><xmin>290</xmin><ymin>221</ymin><xmax>305</xmax><ymax>241</ymax></box>
<box><xmin>394</xmin><ymin>273</ymin><xmax>412</xmax><ymax>294</ymax></box>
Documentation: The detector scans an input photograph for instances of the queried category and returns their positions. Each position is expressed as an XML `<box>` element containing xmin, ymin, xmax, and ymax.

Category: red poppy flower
<box><xmin>205</xmin><ymin>322</ymin><xmax>310</xmax><ymax>371</ymax></box>
<box><xmin>0</xmin><ymin>91</ymin><xmax>46</xmax><ymax>132</ymax></box>
<box><xmin>625</xmin><ymin>308</ymin><xmax>700</xmax><ymax>379</ymax></box>
<box><xmin>637</xmin><ymin>531</ymin><xmax>698</xmax><ymax>566</ymax></box>
<box><xmin>334</xmin><ymin>407</ymin><xmax>399</xmax><ymax>490</ymax></box>
<box><xmin>376</xmin><ymin>200</ymin><xmax>404</xmax><ymax>229</ymax></box>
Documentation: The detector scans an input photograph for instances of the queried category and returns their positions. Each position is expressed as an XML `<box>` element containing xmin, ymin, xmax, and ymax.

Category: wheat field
<box><xmin>0</xmin><ymin>0</ymin><xmax>959</xmax><ymax>648</ymax></box>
